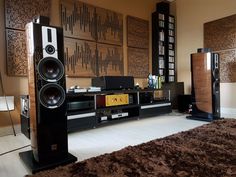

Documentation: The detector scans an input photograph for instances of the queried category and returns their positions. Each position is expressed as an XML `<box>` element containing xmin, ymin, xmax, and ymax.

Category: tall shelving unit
<box><xmin>152</xmin><ymin>2</ymin><xmax>176</xmax><ymax>83</ymax></box>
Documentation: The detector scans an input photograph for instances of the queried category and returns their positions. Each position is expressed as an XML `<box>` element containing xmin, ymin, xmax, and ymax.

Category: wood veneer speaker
<box><xmin>19</xmin><ymin>16</ymin><xmax>76</xmax><ymax>173</ymax></box>
<box><xmin>187</xmin><ymin>48</ymin><xmax>221</xmax><ymax>121</ymax></box>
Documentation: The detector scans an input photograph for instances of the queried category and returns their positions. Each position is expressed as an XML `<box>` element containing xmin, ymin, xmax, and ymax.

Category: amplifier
<box><xmin>92</xmin><ymin>76</ymin><xmax>134</xmax><ymax>90</ymax></box>
<box><xmin>97</xmin><ymin>94</ymin><xmax>129</xmax><ymax>107</ymax></box>
<box><xmin>67</xmin><ymin>100</ymin><xmax>94</xmax><ymax>111</ymax></box>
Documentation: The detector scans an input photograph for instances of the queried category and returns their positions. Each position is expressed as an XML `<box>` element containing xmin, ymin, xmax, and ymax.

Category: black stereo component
<box><xmin>139</xmin><ymin>92</ymin><xmax>153</xmax><ymax>104</ymax></box>
<box><xmin>178</xmin><ymin>94</ymin><xmax>191</xmax><ymax>113</ymax></box>
<box><xmin>92</xmin><ymin>76</ymin><xmax>134</xmax><ymax>90</ymax></box>
<box><xmin>20</xmin><ymin>16</ymin><xmax>76</xmax><ymax>172</ymax></box>
<box><xmin>187</xmin><ymin>48</ymin><xmax>221</xmax><ymax>121</ymax></box>
<box><xmin>67</xmin><ymin>100</ymin><xmax>94</xmax><ymax>111</ymax></box>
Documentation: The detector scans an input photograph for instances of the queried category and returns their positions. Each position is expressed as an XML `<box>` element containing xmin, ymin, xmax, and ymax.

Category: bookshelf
<box><xmin>152</xmin><ymin>2</ymin><xmax>176</xmax><ymax>83</ymax></box>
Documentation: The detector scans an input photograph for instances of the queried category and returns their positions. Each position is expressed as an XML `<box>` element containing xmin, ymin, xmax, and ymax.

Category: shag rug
<box><xmin>27</xmin><ymin>119</ymin><xmax>236</xmax><ymax>177</ymax></box>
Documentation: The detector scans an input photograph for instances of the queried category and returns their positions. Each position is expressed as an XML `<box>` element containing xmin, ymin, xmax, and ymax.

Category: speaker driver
<box><xmin>38</xmin><ymin>57</ymin><xmax>64</xmax><ymax>82</ymax></box>
<box><xmin>39</xmin><ymin>83</ymin><xmax>65</xmax><ymax>109</ymax></box>
<box><xmin>213</xmin><ymin>68</ymin><xmax>219</xmax><ymax>81</ymax></box>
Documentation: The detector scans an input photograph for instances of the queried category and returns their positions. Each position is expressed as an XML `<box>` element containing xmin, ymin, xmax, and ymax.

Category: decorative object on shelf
<box><xmin>4</xmin><ymin>0</ymin><xmax>51</xmax><ymax>76</ymax></box>
<box><xmin>204</xmin><ymin>14</ymin><xmax>236</xmax><ymax>83</ymax></box>
<box><xmin>61</xmin><ymin>0</ymin><xmax>124</xmax><ymax>77</ymax></box>
<box><xmin>127</xmin><ymin>16</ymin><xmax>149</xmax><ymax>78</ymax></box>
<box><xmin>147</xmin><ymin>73</ymin><xmax>161</xmax><ymax>89</ymax></box>
<box><xmin>152</xmin><ymin>2</ymin><xmax>175</xmax><ymax>83</ymax></box>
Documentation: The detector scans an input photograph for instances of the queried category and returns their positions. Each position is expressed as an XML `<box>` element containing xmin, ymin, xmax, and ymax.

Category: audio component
<box><xmin>67</xmin><ymin>100</ymin><xmax>94</xmax><ymax>111</ymax></box>
<box><xmin>97</xmin><ymin>94</ymin><xmax>129</xmax><ymax>107</ymax></box>
<box><xmin>187</xmin><ymin>48</ymin><xmax>221</xmax><ymax>121</ymax></box>
<box><xmin>20</xmin><ymin>95</ymin><xmax>29</xmax><ymax>118</ymax></box>
<box><xmin>111</xmin><ymin>112</ymin><xmax>129</xmax><ymax>119</ymax></box>
<box><xmin>20</xmin><ymin>95</ymin><xmax>30</xmax><ymax>139</ymax></box>
<box><xmin>92</xmin><ymin>76</ymin><xmax>134</xmax><ymax>90</ymax></box>
<box><xmin>139</xmin><ymin>91</ymin><xmax>153</xmax><ymax>104</ymax></box>
<box><xmin>19</xmin><ymin>16</ymin><xmax>76</xmax><ymax>173</ymax></box>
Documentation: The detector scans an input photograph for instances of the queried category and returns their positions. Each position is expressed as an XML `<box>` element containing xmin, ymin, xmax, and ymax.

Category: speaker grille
<box><xmin>39</xmin><ymin>83</ymin><xmax>66</xmax><ymax>109</ymax></box>
<box><xmin>38</xmin><ymin>57</ymin><xmax>64</xmax><ymax>82</ymax></box>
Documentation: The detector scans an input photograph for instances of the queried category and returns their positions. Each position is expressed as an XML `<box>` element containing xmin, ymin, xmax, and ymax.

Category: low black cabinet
<box><xmin>21</xmin><ymin>89</ymin><xmax>172</xmax><ymax>136</ymax></box>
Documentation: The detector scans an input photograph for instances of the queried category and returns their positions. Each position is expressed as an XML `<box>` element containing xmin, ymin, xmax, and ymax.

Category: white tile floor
<box><xmin>0</xmin><ymin>113</ymin><xmax>207</xmax><ymax>177</ymax></box>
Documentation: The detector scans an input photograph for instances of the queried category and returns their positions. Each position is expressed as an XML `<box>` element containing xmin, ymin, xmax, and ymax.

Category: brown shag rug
<box><xmin>27</xmin><ymin>119</ymin><xmax>236</xmax><ymax>177</ymax></box>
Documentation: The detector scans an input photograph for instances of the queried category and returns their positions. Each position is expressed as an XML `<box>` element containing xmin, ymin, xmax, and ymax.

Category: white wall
<box><xmin>176</xmin><ymin>0</ymin><xmax>236</xmax><ymax>117</ymax></box>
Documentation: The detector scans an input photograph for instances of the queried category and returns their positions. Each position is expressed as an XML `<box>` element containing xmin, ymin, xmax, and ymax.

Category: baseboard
<box><xmin>221</xmin><ymin>107</ymin><xmax>236</xmax><ymax>118</ymax></box>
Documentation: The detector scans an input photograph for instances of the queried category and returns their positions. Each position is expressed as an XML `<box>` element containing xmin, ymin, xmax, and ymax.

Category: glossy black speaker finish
<box><xmin>26</xmin><ymin>20</ymin><xmax>68</xmax><ymax>164</ymax></box>
<box><xmin>190</xmin><ymin>49</ymin><xmax>220</xmax><ymax>120</ymax></box>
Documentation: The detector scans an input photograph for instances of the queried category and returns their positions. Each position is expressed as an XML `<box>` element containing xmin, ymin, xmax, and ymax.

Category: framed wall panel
<box><xmin>64</xmin><ymin>37</ymin><xmax>97</xmax><ymax>77</ymax></box>
<box><xmin>96</xmin><ymin>7</ymin><xmax>123</xmax><ymax>45</ymax></box>
<box><xmin>97</xmin><ymin>44</ymin><xmax>123</xmax><ymax>76</ymax></box>
<box><xmin>127</xmin><ymin>16</ymin><xmax>149</xmax><ymax>49</ymax></box>
<box><xmin>204</xmin><ymin>14</ymin><xmax>236</xmax><ymax>83</ymax></box>
<box><xmin>217</xmin><ymin>49</ymin><xmax>236</xmax><ymax>83</ymax></box>
<box><xmin>5</xmin><ymin>0</ymin><xmax>51</xmax><ymax>76</ymax></box>
<box><xmin>5</xmin><ymin>0</ymin><xmax>51</xmax><ymax>30</ymax></box>
<box><xmin>127</xmin><ymin>47</ymin><xmax>149</xmax><ymax>78</ymax></box>
<box><xmin>6</xmin><ymin>29</ymin><xmax>27</xmax><ymax>76</ymax></box>
<box><xmin>61</xmin><ymin>0</ymin><xmax>96</xmax><ymax>41</ymax></box>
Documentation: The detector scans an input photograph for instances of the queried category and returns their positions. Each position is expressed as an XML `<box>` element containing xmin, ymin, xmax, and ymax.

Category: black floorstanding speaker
<box><xmin>187</xmin><ymin>48</ymin><xmax>221</xmax><ymax>121</ymax></box>
<box><xmin>19</xmin><ymin>16</ymin><xmax>77</xmax><ymax>174</ymax></box>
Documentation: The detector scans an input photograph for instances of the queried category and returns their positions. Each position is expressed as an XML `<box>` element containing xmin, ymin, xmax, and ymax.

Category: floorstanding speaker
<box><xmin>19</xmin><ymin>16</ymin><xmax>77</xmax><ymax>174</ymax></box>
<box><xmin>187</xmin><ymin>48</ymin><xmax>221</xmax><ymax>121</ymax></box>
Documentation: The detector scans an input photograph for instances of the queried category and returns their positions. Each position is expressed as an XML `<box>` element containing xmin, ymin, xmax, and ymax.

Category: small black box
<box><xmin>92</xmin><ymin>76</ymin><xmax>134</xmax><ymax>90</ymax></box>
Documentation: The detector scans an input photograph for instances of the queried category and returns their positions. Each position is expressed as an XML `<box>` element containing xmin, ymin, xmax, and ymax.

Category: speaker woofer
<box><xmin>39</xmin><ymin>83</ymin><xmax>65</xmax><ymax>109</ymax></box>
<box><xmin>38</xmin><ymin>57</ymin><xmax>64</xmax><ymax>82</ymax></box>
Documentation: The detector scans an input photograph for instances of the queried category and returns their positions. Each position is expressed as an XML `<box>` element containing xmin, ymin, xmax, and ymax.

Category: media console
<box><xmin>66</xmin><ymin>89</ymin><xmax>172</xmax><ymax>132</ymax></box>
<box><xmin>21</xmin><ymin>89</ymin><xmax>172</xmax><ymax>135</ymax></box>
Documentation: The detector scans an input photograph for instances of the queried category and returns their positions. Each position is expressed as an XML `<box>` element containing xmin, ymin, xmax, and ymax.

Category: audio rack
<box><xmin>21</xmin><ymin>89</ymin><xmax>171</xmax><ymax>134</ymax></box>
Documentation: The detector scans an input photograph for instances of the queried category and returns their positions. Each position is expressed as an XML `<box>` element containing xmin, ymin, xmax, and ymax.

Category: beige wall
<box><xmin>176</xmin><ymin>0</ymin><xmax>236</xmax><ymax>110</ymax></box>
<box><xmin>1</xmin><ymin>0</ymin><xmax>168</xmax><ymax>129</ymax></box>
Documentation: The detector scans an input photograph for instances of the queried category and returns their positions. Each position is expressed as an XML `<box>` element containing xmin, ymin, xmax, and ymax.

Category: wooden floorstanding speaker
<box><xmin>19</xmin><ymin>16</ymin><xmax>77</xmax><ymax>174</ymax></box>
<box><xmin>187</xmin><ymin>48</ymin><xmax>221</xmax><ymax>121</ymax></box>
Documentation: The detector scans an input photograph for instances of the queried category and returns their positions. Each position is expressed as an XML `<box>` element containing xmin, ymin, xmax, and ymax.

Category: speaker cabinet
<box><xmin>190</xmin><ymin>48</ymin><xmax>220</xmax><ymax>121</ymax></box>
<box><xmin>26</xmin><ymin>19</ymin><xmax>68</xmax><ymax>163</ymax></box>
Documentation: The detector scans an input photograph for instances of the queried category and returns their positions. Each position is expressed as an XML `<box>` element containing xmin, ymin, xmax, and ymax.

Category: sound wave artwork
<box><xmin>61</xmin><ymin>0</ymin><xmax>124</xmax><ymax>77</ymax></box>
<box><xmin>61</xmin><ymin>0</ymin><xmax>96</xmax><ymax>41</ymax></box>
<box><xmin>97</xmin><ymin>44</ymin><xmax>123</xmax><ymax>76</ymax></box>
<box><xmin>96</xmin><ymin>8</ymin><xmax>123</xmax><ymax>45</ymax></box>
<box><xmin>61</xmin><ymin>0</ymin><xmax>123</xmax><ymax>45</ymax></box>
<box><xmin>64</xmin><ymin>38</ymin><xmax>97</xmax><ymax>77</ymax></box>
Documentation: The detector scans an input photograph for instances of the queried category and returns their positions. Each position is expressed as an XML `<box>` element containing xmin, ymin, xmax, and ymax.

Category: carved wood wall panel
<box><xmin>61</xmin><ymin>0</ymin><xmax>96</xmax><ymax>41</ymax></box>
<box><xmin>204</xmin><ymin>14</ymin><xmax>236</xmax><ymax>83</ymax></box>
<box><xmin>61</xmin><ymin>0</ymin><xmax>124</xmax><ymax>77</ymax></box>
<box><xmin>96</xmin><ymin>7</ymin><xmax>123</xmax><ymax>45</ymax></box>
<box><xmin>127</xmin><ymin>16</ymin><xmax>149</xmax><ymax>49</ymax></box>
<box><xmin>127</xmin><ymin>47</ymin><xmax>149</xmax><ymax>78</ymax></box>
<box><xmin>6</xmin><ymin>29</ymin><xmax>28</xmax><ymax>76</ymax></box>
<box><xmin>127</xmin><ymin>16</ymin><xmax>149</xmax><ymax>78</ymax></box>
<box><xmin>97</xmin><ymin>44</ymin><xmax>123</xmax><ymax>76</ymax></box>
<box><xmin>64</xmin><ymin>38</ymin><xmax>97</xmax><ymax>77</ymax></box>
<box><xmin>5</xmin><ymin>0</ymin><xmax>51</xmax><ymax>76</ymax></box>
